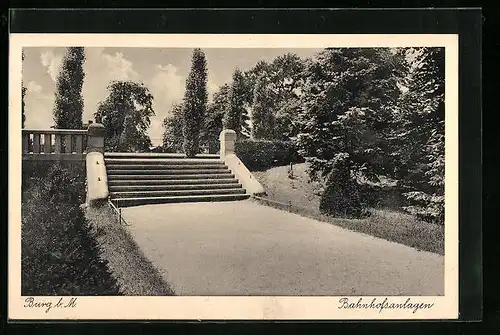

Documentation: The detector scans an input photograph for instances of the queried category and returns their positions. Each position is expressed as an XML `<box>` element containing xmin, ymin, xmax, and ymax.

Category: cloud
<box><xmin>24</xmin><ymin>85</ymin><xmax>54</xmax><ymax>129</ymax></box>
<box><xmin>147</xmin><ymin>63</ymin><xmax>220</xmax><ymax>146</ymax></box>
<box><xmin>102</xmin><ymin>52</ymin><xmax>139</xmax><ymax>81</ymax></box>
<box><xmin>81</xmin><ymin>48</ymin><xmax>140</xmax><ymax>123</ymax></box>
<box><xmin>148</xmin><ymin>64</ymin><xmax>185</xmax><ymax>146</ymax></box>
<box><xmin>150</xmin><ymin>64</ymin><xmax>185</xmax><ymax>109</ymax></box>
<box><xmin>26</xmin><ymin>81</ymin><xmax>42</xmax><ymax>93</ymax></box>
<box><xmin>40</xmin><ymin>51</ymin><xmax>63</xmax><ymax>82</ymax></box>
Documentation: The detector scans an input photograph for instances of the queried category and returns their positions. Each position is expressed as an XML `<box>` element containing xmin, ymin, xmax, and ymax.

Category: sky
<box><xmin>22</xmin><ymin>47</ymin><xmax>322</xmax><ymax>146</ymax></box>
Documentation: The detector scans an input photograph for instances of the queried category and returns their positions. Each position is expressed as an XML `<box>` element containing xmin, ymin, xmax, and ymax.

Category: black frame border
<box><xmin>4</xmin><ymin>7</ymin><xmax>482</xmax><ymax>330</ymax></box>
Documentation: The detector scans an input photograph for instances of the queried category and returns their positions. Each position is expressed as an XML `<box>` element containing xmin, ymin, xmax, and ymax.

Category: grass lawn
<box><xmin>85</xmin><ymin>204</ymin><xmax>175</xmax><ymax>295</ymax></box>
<box><xmin>252</xmin><ymin>163</ymin><xmax>444</xmax><ymax>255</ymax></box>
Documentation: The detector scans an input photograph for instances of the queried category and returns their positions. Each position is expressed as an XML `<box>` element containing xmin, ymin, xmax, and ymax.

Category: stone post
<box><xmin>87</xmin><ymin>122</ymin><xmax>105</xmax><ymax>153</ymax></box>
<box><xmin>219</xmin><ymin>129</ymin><xmax>237</xmax><ymax>157</ymax></box>
<box><xmin>85</xmin><ymin>122</ymin><xmax>108</xmax><ymax>207</ymax></box>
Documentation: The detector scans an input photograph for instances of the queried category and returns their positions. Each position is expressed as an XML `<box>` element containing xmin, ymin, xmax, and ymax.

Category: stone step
<box><xmin>112</xmin><ymin>193</ymin><xmax>250</xmax><ymax>207</ymax></box>
<box><xmin>104</xmin><ymin>158</ymin><xmax>224</xmax><ymax>165</ymax></box>
<box><xmin>107</xmin><ymin>173</ymin><xmax>235</xmax><ymax>180</ymax></box>
<box><xmin>104</xmin><ymin>152</ymin><xmax>220</xmax><ymax>159</ymax></box>
<box><xmin>108</xmin><ymin>183</ymin><xmax>243</xmax><ymax>192</ymax></box>
<box><xmin>107</xmin><ymin>168</ymin><xmax>230</xmax><ymax>175</ymax></box>
<box><xmin>108</xmin><ymin>178</ymin><xmax>239</xmax><ymax>186</ymax></box>
<box><xmin>106</xmin><ymin>164</ymin><xmax>227</xmax><ymax>170</ymax></box>
<box><xmin>110</xmin><ymin>188</ymin><xmax>246</xmax><ymax>198</ymax></box>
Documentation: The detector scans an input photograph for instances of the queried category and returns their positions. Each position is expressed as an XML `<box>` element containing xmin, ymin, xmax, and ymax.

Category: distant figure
<box><xmin>288</xmin><ymin>162</ymin><xmax>295</xmax><ymax>179</ymax></box>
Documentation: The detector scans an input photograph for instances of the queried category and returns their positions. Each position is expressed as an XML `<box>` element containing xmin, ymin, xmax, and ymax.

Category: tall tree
<box><xmin>162</xmin><ymin>103</ymin><xmax>184</xmax><ymax>153</ymax></box>
<box><xmin>295</xmin><ymin>48</ymin><xmax>403</xmax><ymax>218</ymax></box>
<box><xmin>53</xmin><ymin>47</ymin><xmax>85</xmax><ymax>129</ymax></box>
<box><xmin>251</xmin><ymin>75</ymin><xmax>276</xmax><ymax>140</ymax></box>
<box><xmin>223</xmin><ymin>68</ymin><xmax>247</xmax><ymax>138</ymax></box>
<box><xmin>94</xmin><ymin>81</ymin><xmax>155</xmax><ymax>152</ymax></box>
<box><xmin>21</xmin><ymin>50</ymin><xmax>26</xmax><ymax>128</ymax></box>
<box><xmin>203</xmin><ymin>84</ymin><xmax>230</xmax><ymax>153</ymax></box>
<box><xmin>183</xmin><ymin>48</ymin><xmax>208</xmax><ymax>157</ymax></box>
<box><xmin>244</xmin><ymin>53</ymin><xmax>309</xmax><ymax>141</ymax></box>
<box><xmin>393</xmin><ymin>47</ymin><xmax>445</xmax><ymax>224</ymax></box>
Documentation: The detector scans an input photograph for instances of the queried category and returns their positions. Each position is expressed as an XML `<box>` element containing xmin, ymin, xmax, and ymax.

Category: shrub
<box><xmin>21</xmin><ymin>164</ymin><xmax>120</xmax><ymax>295</ymax></box>
<box><xmin>235</xmin><ymin>139</ymin><xmax>303</xmax><ymax>171</ymax></box>
<box><xmin>22</xmin><ymin>161</ymin><xmax>85</xmax><ymax>191</ymax></box>
<box><xmin>319</xmin><ymin>173</ymin><xmax>370</xmax><ymax>219</ymax></box>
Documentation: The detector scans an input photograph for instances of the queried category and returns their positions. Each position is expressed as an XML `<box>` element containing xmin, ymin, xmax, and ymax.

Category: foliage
<box><xmin>251</xmin><ymin>75</ymin><xmax>276</xmax><ymax>140</ymax></box>
<box><xmin>203</xmin><ymin>83</ymin><xmax>230</xmax><ymax>153</ymax></box>
<box><xmin>235</xmin><ymin>139</ymin><xmax>303</xmax><ymax>171</ymax></box>
<box><xmin>294</xmin><ymin>48</ymin><xmax>404</xmax><ymax>218</ymax></box>
<box><xmin>244</xmin><ymin>53</ymin><xmax>308</xmax><ymax>105</ymax></box>
<box><xmin>223</xmin><ymin>68</ymin><xmax>247</xmax><ymax>139</ymax></box>
<box><xmin>244</xmin><ymin>53</ymin><xmax>310</xmax><ymax>140</ymax></box>
<box><xmin>183</xmin><ymin>48</ymin><xmax>208</xmax><ymax>157</ymax></box>
<box><xmin>94</xmin><ymin>81</ymin><xmax>155</xmax><ymax>152</ymax></box>
<box><xmin>318</xmin><ymin>159</ymin><xmax>369</xmax><ymax>218</ymax></box>
<box><xmin>53</xmin><ymin>47</ymin><xmax>86</xmax><ymax>129</ymax></box>
<box><xmin>162</xmin><ymin>103</ymin><xmax>184</xmax><ymax>153</ymax></box>
<box><xmin>274</xmin><ymin>97</ymin><xmax>302</xmax><ymax>141</ymax></box>
<box><xmin>21</xmin><ymin>164</ymin><xmax>120</xmax><ymax>295</ymax></box>
<box><xmin>22</xmin><ymin>161</ymin><xmax>85</xmax><ymax>194</ymax></box>
<box><xmin>392</xmin><ymin>47</ymin><xmax>445</xmax><ymax>224</ymax></box>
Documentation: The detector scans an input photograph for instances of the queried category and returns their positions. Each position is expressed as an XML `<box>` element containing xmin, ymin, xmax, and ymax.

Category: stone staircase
<box><xmin>105</xmin><ymin>152</ymin><xmax>250</xmax><ymax>207</ymax></box>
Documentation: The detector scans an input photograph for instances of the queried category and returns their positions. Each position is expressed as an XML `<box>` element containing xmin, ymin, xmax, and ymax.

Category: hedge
<box><xmin>21</xmin><ymin>163</ymin><xmax>120</xmax><ymax>295</ymax></box>
<box><xmin>235</xmin><ymin>139</ymin><xmax>303</xmax><ymax>171</ymax></box>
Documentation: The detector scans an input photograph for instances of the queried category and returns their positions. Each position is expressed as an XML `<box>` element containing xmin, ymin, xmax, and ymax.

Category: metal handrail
<box><xmin>108</xmin><ymin>198</ymin><xmax>129</xmax><ymax>226</ymax></box>
<box><xmin>252</xmin><ymin>194</ymin><xmax>292</xmax><ymax>208</ymax></box>
<box><xmin>251</xmin><ymin>194</ymin><xmax>322</xmax><ymax>216</ymax></box>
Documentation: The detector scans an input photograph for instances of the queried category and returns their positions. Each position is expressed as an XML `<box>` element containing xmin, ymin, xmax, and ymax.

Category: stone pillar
<box><xmin>219</xmin><ymin>129</ymin><xmax>237</xmax><ymax>157</ymax></box>
<box><xmin>85</xmin><ymin>122</ymin><xmax>108</xmax><ymax>208</ymax></box>
<box><xmin>87</xmin><ymin>123</ymin><xmax>105</xmax><ymax>153</ymax></box>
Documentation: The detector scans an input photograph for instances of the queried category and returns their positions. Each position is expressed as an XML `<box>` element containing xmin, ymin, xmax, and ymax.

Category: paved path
<box><xmin>121</xmin><ymin>200</ymin><xmax>444</xmax><ymax>296</ymax></box>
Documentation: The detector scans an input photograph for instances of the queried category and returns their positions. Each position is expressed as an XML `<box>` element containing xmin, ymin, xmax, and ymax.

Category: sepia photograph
<box><xmin>9</xmin><ymin>33</ymin><xmax>459</xmax><ymax>320</ymax></box>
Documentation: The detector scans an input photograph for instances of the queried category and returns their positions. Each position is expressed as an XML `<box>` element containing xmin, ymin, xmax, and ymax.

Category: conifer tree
<box><xmin>223</xmin><ymin>68</ymin><xmax>246</xmax><ymax>138</ymax></box>
<box><xmin>53</xmin><ymin>47</ymin><xmax>85</xmax><ymax>129</ymax></box>
<box><xmin>162</xmin><ymin>103</ymin><xmax>184</xmax><ymax>153</ymax></box>
<box><xmin>203</xmin><ymin>84</ymin><xmax>230</xmax><ymax>153</ymax></box>
<box><xmin>182</xmin><ymin>48</ymin><xmax>208</xmax><ymax>157</ymax></box>
<box><xmin>395</xmin><ymin>47</ymin><xmax>445</xmax><ymax>224</ymax></box>
<box><xmin>295</xmin><ymin>48</ymin><xmax>402</xmax><ymax>218</ymax></box>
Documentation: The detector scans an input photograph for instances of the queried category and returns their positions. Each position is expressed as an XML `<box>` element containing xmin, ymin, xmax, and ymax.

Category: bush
<box><xmin>319</xmin><ymin>174</ymin><xmax>370</xmax><ymax>219</ymax></box>
<box><xmin>235</xmin><ymin>139</ymin><xmax>303</xmax><ymax>171</ymax></box>
<box><xmin>22</xmin><ymin>161</ymin><xmax>85</xmax><ymax>191</ymax></box>
<box><xmin>357</xmin><ymin>183</ymin><xmax>409</xmax><ymax>211</ymax></box>
<box><xmin>21</xmin><ymin>164</ymin><xmax>120</xmax><ymax>295</ymax></box>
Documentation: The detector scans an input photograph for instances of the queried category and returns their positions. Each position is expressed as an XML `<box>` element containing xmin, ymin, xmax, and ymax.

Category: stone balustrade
<box><xmin>22</xmin><ymin>129</ymin><xmax>89</xmax><ymax>161</ymax></box>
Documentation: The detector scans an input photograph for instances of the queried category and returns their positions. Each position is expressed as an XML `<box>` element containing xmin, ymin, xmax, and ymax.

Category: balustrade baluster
<box><xmin>54</xmin><ymin>134</ymin><xmax>61</xmax><ymax>154</ymax></box>
<box><xmin>33</xmin><ymin>133</ymin><xmax>40</xmax><ymax>153</ymax></box>
<box><xmin>22</xmin><ymin>133</ymin><xmax>29</xmax><ymax>154</ymax></box>
<box><xmin>75</xmin><ymin>135</ymin><xmax>83</xmax><ymax>153</ymax></box>
<box><xmin>64</xmin><ymin>134</ymin><xmax>72</xmax><ymax>153</ymax></box>
<box><xmin>44</xmin><ymin>134</ymin><xmax>51</xmax><ymax>154</ymax></box>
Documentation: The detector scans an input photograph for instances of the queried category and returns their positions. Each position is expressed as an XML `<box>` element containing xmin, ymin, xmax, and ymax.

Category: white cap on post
<box><xmin>219</xmin><ymin>129</ymin><xmax>237</xmax><ymax>157</ymax></box>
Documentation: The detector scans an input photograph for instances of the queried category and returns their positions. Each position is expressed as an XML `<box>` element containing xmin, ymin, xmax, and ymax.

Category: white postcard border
<box><xmin>9</xmin><ymin>33</ymin><xmax>459</xmax><ymax>320</ymax></box>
